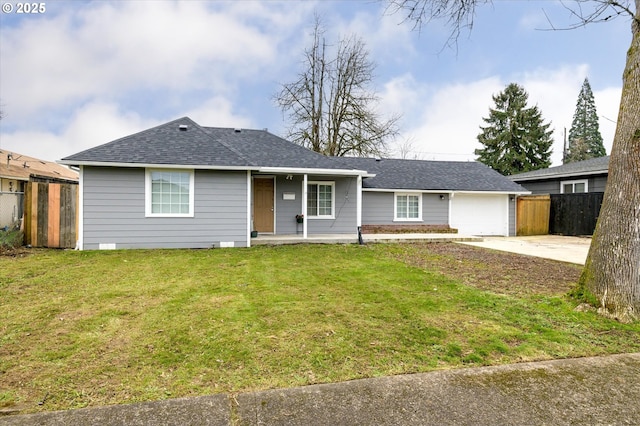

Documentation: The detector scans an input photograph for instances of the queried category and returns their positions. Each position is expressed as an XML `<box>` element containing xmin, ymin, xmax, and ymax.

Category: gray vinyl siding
<box><xmin>308</xmin><ymin>176</ymin><xmax>357</xmax><ymax>234</ymax></box>
<box><xmin>273</xmin><ymin>175</ymin><xmax>358</xmax><ymax>235</ymax></box>
<box><xmin>361</xmin><ymin>191</ymin><xmax>449</xmax><ymax>225</ymax></box>
<box><xmin>516</xmin><ymin>180</ymin><xmax>559</xmax><ymax>194</ymax></box>
<box><xmin>590</xmin><ymin>175</ymin><xmax>608</xmax><ymax>192</ymax></box>
<box><xmin>82</xmin><ymin>167</ymin><xmax>248</xmax><ymax>249</ymax></box>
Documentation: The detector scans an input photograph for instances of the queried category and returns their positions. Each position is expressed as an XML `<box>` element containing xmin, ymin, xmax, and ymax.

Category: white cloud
<box><xmin>1</xmin><ymin>102</ymin><xmax>155</xmax><ymax>161</ymax></box>
<box><xmin>387</xmin><ymin>76</ymin><xmax>503</xmax><ymax>161</ymax></box>
<box><xmin>384</xmin><ymin>64</ymin><xmax>620</xmax><ymax>165</ymax></box>
<box><xmin>0</xmin><ymin>1</ymin><xmax>309</xmax><ymax>121</ymax></box>
<box><xmin>592</xmin><ymin>87</ymin><xmax>622</xmax><ymax>153</ymax></box>
<box><xmin>332</xmin><ymin>7</ymin><xmax>417</xmax><ymax>63</ymax></box>
<box><xmin>183</xmin><ymin>97</ymin><xmax>254</xmax><ymax>129</ymax></box>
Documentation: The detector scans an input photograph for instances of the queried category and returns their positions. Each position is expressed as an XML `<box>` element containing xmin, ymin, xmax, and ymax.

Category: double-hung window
<box><xmin>560</xmin><ymin>179</ymin><xmax>588</xmax><ymax>194</ymax></box>
<box><xmin>395</xmin><ymin>193</ymin><xmax>421</xmax><ymax>221</ymax></box>
<box><xmin>146</xmin><ymin>169</ymin><xmax>194</xmax><ymax>217</ymax></box>
<box><xmin>307</xmin><ymin>182</ymin><xmax>334</xmax><ymax>218</ymax></box>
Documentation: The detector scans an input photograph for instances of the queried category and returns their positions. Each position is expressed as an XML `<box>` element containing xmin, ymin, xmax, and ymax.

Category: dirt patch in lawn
<box><xmin>388</xmin><ymin>242</ymin><xmax>582</xmax><ymax>296</ymax></box>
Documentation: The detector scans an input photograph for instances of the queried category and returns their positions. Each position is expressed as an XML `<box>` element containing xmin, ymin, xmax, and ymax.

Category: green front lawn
<box><xmin>1</xmin><ymin>244</ymin><xmax>638</xmax><ymax>413</ymax></box>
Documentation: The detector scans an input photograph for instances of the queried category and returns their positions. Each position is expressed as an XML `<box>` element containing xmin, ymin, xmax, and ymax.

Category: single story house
<box><xmin>59</xmin><ymin>117</ymin><xmax>529</xmax><ymax>250</ymax></box>
<box><xmin>0</xmin><ymin>149</ymin><xmax>78</xmax><ymax>228</ymax></box>
<box><xmin>509</xmin><ymin>156</ymin><xmax>609</xmax><ymax>194</ymax></box>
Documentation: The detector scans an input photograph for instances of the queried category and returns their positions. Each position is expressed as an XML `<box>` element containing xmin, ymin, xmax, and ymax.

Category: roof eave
<box><xmin>363</xmin><ymin>187</ymin><xmax>530</xmax><ymax>195</ymax></box>
<box><xmin>57</xmin><ymin>161</ymin><xmax>375</xmax><ymax>177</ymax></box>
<box><xmin>510</xmin><ymin>169</ymin><xmax>608</xmax><ymax>182</ymax></box>
<box><xmin>58</xmin><ymin>160</ymin><xmax>259</xmax><ymax>172</ymax></box>
<box><xmin>258</xmin><ymin>166</ymin><xmax>373</xmax><ymax>177</ymax></box>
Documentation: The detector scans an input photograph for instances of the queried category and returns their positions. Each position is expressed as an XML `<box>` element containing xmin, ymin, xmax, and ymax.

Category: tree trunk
<box><xmin>580</xmin><ymin>3</ymin><xmax>640</xmax><ymax>322</ymax></box>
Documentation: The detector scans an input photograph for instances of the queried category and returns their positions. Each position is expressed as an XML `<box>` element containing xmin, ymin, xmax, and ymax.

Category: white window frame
<box><xmin>560</xmin><ymin>179</ymin><xmax>588</xmax><ymax>194</ymax></box>
<box><xmin>145</xmin><ymin>169</ymin><xmax>195</xmax><ymax>218</ymax></box>
<box><xmin>394</xmin><ymin>192</ymin><xmax>422</xmax><ymax>221</ymax></box>
<box><xmin>307</xmin><ymin>181</ymin><xmax>335</xmax><ymax>219</ymax></box>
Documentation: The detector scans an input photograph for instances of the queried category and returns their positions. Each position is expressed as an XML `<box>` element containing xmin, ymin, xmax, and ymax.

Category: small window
<box><xmin>146</xmin><ymin>169</ymin><xmax>194</xmax><ymax>217</ymax></box>
<box><xmin>307</xmin><ymin>182</ymin><xmax>334</xmax><ymax>218</ymax></box>
<box><xmin>395</xmin><ymin>193</ymin><xmax>422</xmax><ymax>221</ymax></box>
<box><xmin>561</xmin><ymin>179</ymin><xmax>588</xmax><ymax>194</ymax></box>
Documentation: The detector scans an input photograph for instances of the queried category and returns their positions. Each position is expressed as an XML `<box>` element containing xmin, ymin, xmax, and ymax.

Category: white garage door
<box><xmin>450</xmin><ymin>193</ymin><xmax>509</xmax><ymax>236</ymax></box>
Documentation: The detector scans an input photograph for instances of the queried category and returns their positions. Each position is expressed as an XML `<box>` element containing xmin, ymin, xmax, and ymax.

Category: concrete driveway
<box><xmin>460</xmin><ymin>235</ymin><xmax>592</xmax><ymax>265</ymax></box>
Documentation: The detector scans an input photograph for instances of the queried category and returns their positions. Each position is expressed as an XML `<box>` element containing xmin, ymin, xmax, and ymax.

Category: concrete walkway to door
<box><xmin>460</xmin><ymin>235</ymin><xmax>592</xmax><ymax>265</ymax></box>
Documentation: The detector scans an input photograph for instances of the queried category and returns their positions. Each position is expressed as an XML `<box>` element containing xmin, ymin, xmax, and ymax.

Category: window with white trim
<box><xmin>395</xmin><ymin>193</ymin><xmax>422</xmax><ymax>221</ymax></box>
<box><xmin>146</xmin><ymin>169</ymin><xmax>194</xmax><ymax>217</ymax></box>
<box><xmin>560</xmin><ymin>179</ymin><xmax>588</xmax><ymax>194</ymax></box>
<box><xmin>307</xmin><ymin>182</ymin><xmax>334</xmax><ymax>218</ymax></box>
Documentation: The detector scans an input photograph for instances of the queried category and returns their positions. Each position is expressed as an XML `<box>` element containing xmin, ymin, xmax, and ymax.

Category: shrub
<box><xmin>0</xmin><ymin>228</ymin><xmax>24</xmax><ymax>254</ymax></box>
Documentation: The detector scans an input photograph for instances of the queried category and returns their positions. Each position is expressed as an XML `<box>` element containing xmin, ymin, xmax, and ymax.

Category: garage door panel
<box><xmin>451</xmin><ymin>194</ymin><xmax>508</xmax><ymax>236</ymax></box>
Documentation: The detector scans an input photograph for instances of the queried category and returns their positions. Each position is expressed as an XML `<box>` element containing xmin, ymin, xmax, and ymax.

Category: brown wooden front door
<box><xmin>253</xmin><ymin>178</ymin><xmax>274</xmax><ymax>233</ymax></box>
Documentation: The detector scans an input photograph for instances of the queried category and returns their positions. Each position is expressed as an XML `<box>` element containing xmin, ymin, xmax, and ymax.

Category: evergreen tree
<box><xmin>475</xmin><ymin>83</ymin><xmax>553</xmax><ymax>176</ymax></box>
<box><xmin>565</xmin><ymin>78</ymin><xmax>606</xmax><ymax>163</ymax></box>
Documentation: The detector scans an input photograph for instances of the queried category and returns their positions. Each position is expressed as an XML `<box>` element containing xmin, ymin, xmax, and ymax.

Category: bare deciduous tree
<box><xmin>396</xmin><ymin>135</ymin><xmax>422</xmax><ymax>159</ymax></box>
<box><xmin>275</xmin><ymin>16</ymin><xmax>399</xmax><ymax>157</ymax></box>
<box><xmin>389</xmin><ymin>0</ymin><xmax>640</xmax><ymax>322</ymax></box>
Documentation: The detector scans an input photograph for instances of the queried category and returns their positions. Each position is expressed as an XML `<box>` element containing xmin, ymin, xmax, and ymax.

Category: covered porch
<box><xmin>250</xmin><ymin>168</ymin><xmax>367</xmax><ymax>240</ymax></box>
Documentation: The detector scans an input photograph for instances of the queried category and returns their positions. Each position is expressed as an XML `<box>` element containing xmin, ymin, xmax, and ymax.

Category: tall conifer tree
<box><xmin>475</xmin><ymin>83</ymin><xmax>553</xmax><ymax>176</ymax></box>
<box><xmin>565</xmin><ymin>78</ymin><xmax>606</xmax><ymax>163</ymax></box>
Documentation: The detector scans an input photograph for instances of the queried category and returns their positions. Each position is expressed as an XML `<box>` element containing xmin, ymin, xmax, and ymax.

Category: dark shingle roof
<box><xmin>201</xmin><ymin>127</ymin><xmax>339</xmax><ymax>169</ymax></box>
<box><xmin>509</xmin><ymin>156</ymin><xmax>609</xmax><ymax>182</ymax></box>
<box><xmin>62</xmin><ymin>117</ymin><xmax>251</xmax><ymax>167</ymax></box>
<box><xmin>335</xmin><ymin>157</ymin><xmax>528</xmax><ymax>192</ymax></box>
<box><xmin>61</xmin><ymin>117</ymin><xmax>527</xmax><ymax>193</ymax></box>
<box><xmin>61</xmin><ymin>117</ymin><xmax>349</xmax><ymax>170</ymax></box>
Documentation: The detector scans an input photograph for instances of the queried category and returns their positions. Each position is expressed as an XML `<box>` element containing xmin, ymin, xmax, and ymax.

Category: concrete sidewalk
<box><xmin>3</xmin><ymin>353</ymin><xmax>638</xmax><ymax>425</ymax></box>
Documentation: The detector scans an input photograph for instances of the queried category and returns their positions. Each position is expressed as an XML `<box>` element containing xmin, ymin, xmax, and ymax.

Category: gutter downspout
<box><xmin>357</xmin><ymin>175</ymin><xmax>363</xmax><ymax>244</ymax></box>
<box><xmin>76</xmin><ymin>166</ymin><xmax>84</xmax><ymax>250</ymax></box>
<box><xmin>247</xmin><ymin>171</ymin><xmax>252</xmax><ymax>247</ymax></box>
<box><xmin>303</xmin><ymin>174</ymin><xmax>308</xmax><ymax>239</ymax></box>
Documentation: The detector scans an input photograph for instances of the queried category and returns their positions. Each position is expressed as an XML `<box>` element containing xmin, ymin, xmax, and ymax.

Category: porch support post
<box><xmin>356</xmin><ymin>175</ymin><xmax>362</xmax><ymax>228</ymax></box>
<box><xmin>302</xmin><ymin>174</ymin><xmax>308</xmax><ymax>239</ymax></box>
<box><xmin>77</xmin><ymin>166</ymin><xmax>84</xmax><ymax>250</ymax></box>
<box><xmin>246</xmin><ymin>170</ymin><xmax>252</xmax><ymax>248</ymax></box>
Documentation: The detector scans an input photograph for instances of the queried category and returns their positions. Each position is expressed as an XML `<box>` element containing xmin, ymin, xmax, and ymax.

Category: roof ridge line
<box><xmin>199</xmin><ymin>125</ymin><xmax>258</xmax><ymax>167</ymax></box>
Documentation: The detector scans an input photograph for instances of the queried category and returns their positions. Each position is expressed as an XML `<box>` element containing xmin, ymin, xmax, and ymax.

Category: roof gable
<box><xmin>61</xmin><ymin>117</ymin><xmax>251</xmax><ymax>168</ymax></box>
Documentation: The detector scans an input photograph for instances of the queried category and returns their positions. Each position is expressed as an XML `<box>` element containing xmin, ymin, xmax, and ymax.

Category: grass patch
<box><xmin>1</xmin><ymin>244</ymin><xmax>639</xmax><ymax>413</ymax></box>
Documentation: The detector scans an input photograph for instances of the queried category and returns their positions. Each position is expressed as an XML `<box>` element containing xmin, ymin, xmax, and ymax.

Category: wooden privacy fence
<box><xmin>550</xmin><ymin>192</ymin><xmax>603</xmax><ymax>236</ymax></box>
<box><xmin>516</xmin><ymin>195</ymin><xmax>550</xmax><ymax>236</ymax></box>
<box><xmin>24</xmin><ymin>182</ymin><xmax>78</xmax><ymax>248</ymax></box>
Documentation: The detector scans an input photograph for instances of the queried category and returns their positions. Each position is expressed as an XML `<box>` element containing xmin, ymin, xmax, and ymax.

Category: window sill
<box><xmin>146</xmin><ymin>213</ymin><xmax>194</xmax><ymax>218</ymax></box>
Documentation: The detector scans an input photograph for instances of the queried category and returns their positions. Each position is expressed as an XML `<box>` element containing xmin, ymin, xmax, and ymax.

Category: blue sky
<box><xmin>0</xmin><ymin>0</ymin><xmax>632</xmax><ymax>165</ymax></box>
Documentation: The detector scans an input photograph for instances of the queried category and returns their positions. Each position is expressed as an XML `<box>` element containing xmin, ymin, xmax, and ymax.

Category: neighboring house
<box><xmin>509</xmin><ymin>156</ymin><xmax>609</xmax><ymax>236</ymax></box>
<box><xmin>59</xmin><ymin>117</ymin><xmax>529</xmax><ymax>250</ymax></box>
<box><xmin>0</xmin><ymin>149</ymin><xmax>79</xmax><ymax>228</ymax></box>
<box><xmin>509</xmin><ymin>156</ymin><xmax>609</xmax><ymax>194</ymax></box>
